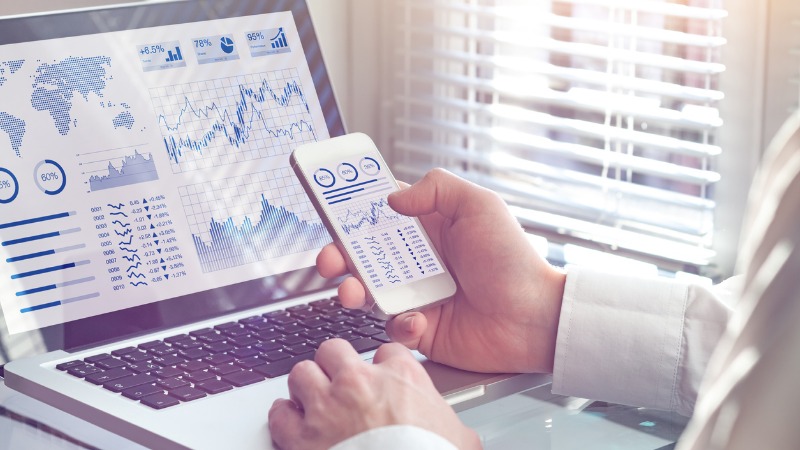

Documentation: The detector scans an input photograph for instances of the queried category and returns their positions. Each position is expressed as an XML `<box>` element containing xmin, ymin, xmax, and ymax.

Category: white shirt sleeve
<box><xmin>552</xmin><ymin>266</ymin><xmax>740</xmax><ymax>416</ymax></box>
<box><xmin>330</xmin><ymin>425</ymin><xmax>457</xmax><ymax>450</ymax></box>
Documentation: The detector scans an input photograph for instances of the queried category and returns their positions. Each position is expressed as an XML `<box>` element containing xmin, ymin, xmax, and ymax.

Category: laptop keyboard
<box><xmin>54</xmin><ymin>298</ymin><xmax>389</xmax><ymax>409</ymax></box>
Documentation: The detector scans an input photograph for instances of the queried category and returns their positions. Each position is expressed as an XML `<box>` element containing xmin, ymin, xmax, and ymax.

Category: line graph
<box><xmin>150</xmin><ymin>69</ymin><xmax>319</xmax><ymax>173</ymax></box>
<box><xmin>178</xmin><ymin>167</ymin><xmax>330</xmax><ymax>273</ymax></box>
<box><xmin>335</xmin><ymin>197</ymin><xmax>407</xmax><ymax>237</ymax></box>
<box><xmin>79</xmin><ymin>146</ymin><xmax>159</xmax><ymax>192</ymax></box>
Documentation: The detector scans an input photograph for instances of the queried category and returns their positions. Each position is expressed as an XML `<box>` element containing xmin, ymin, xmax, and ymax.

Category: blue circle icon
<box><xmin>34</xmin><ymin>159</ymin><xmax>67</xmax><ymax>196</ymax></box>
<box><xmin>337</xmin><ymin>163</ymin><xmax>358</xmax><ymax>182</ymax></box>
<box><xmin>0</xmin><ymin>167</ymin><xmax>19</xmax><ymax>204</ymax></box>
<box><xmin>313</xmin><ymin>168</ymin><xmax>335</xmax><ymax>188</ymax></box>
<box><xmin>220</xmin><ymin>37</ymin><xmax>235</xmax><ymax>54</ymax></box>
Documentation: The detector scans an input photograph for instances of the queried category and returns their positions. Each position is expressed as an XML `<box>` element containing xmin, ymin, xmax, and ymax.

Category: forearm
<box><xmin>551</xmin><ymin>267</ymin><xmax>737</xmax><ymax>415</ymax></box>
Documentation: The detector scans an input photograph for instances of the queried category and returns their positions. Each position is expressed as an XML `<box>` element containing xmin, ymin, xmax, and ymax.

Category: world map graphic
<box><xmin>0</xmin><ymin>56</ymin><xmax>136</xmax><ymax>158</ymax></box>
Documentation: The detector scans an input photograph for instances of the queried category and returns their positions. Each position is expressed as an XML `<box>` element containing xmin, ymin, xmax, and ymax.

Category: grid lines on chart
<box><xmin>150</xmin><ymin>68</ymin><xmax>318</xmax><ymax>174</ymax></box>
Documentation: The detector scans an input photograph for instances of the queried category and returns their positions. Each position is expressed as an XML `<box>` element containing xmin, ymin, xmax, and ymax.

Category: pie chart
<box><xmin>220</xmin><ymin>36</ymin><xmax>235</xmax><ymax>54</ymax></box>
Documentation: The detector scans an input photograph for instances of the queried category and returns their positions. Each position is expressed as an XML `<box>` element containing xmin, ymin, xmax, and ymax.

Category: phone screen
<box><xmin>308</xmin><ymin>152</ymin><xmax>445</xmax><ymax>291</ymax></box>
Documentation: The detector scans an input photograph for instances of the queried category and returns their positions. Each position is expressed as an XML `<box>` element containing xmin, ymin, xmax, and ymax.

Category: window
<box><xmin>388</xmin><ymin>0</ymin><xmax>728</xmax><ymax>272</ymax></box>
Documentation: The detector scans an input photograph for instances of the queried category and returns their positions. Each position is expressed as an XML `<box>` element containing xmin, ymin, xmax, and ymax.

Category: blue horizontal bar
<box><xmin>326</xmin><ymin>188</ymin><xmax>364</xmax><ymax>200</ymax></box>
<box><xmin>322</xmin><ymin>178</ymin><xmax>378</xmax><ymax>196</ymax></box>
<box><xmin>0</xmin><ymin>212</ymin><xmax>73</xmax><ymax>230</ymax></box>
<box><xmin>16</xmin><ymin>284</ymin><xmax>57</xmax><ymax>296</ymax></box>
<box><xmin>11</xmin><ymin>262</ymin><xmax>77</xmax><ymax>279</ymax></box>
<box><xmin>329</xmin><ymin>197</ymin><xmax>351</xmax><ymax>205</ymax></box>
<box><xmin>7</xmin><ymin>249</ymin><xmax>55</xmax><ymax>263</ymax></box>
<box><xmin>3</xmin><ymin>231</ymin><xmax>60</xmax><ymax>246</ymax></box>
<box><xmin>21</xmin><ymin>301</ymin><xmax>62</xmax><ymax>313</ymax></box>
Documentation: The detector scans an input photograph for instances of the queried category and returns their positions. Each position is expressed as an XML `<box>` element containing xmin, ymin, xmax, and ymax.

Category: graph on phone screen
<box><xmin>309</xmin><ymin>155</ymin><xmax>443</xmax><ymax>290</ymax></box>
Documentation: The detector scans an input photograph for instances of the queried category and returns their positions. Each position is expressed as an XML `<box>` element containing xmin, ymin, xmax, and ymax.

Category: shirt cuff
<box><xmin>552</xmin><ymin>266</ymin><xmax>690</xmax><ymax>411</ymax></box>
<box><xmin>331</xmin><ymin>425</ymin><xmax>458</xmax><ymax>450</ymax></box>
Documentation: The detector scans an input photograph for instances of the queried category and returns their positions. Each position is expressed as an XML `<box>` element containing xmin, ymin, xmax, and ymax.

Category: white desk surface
<box><xmin>1</xmin><ymin>376</ymin><xmax>686</xmax><ymax>450</ymax></box>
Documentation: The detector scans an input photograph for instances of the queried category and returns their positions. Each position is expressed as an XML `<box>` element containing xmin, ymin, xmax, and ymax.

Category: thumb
<box><xmin>385</xmin><ymin>312</ymin><xmax>428</xmax><ymax>350</ymax></box>
<box><xmin>389</xmin><ymin>168</ymin><xmax>485</xmax><ymax>219</ymax></box>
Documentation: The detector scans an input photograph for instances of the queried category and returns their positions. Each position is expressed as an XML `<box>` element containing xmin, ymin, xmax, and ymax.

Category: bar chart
<box><xmin>178</xmin><ymin>167</ymin><xmax>329</xmax><ymax>273</ymax></box>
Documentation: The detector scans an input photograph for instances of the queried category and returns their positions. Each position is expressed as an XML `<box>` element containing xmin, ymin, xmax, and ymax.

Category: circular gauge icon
<box><xmin>337</xmin><ymin>163</ymin><xmax>358</xmax><ymax>182</ymax></box>
<box><xmin>34</xmin><ymin>159</ymin><xmax>67</xmax><ymax>195</ymax></box>
<box><xmin>0</xmin><ymin>168</ymin><xmax>19</xmax><ymax>204</ymax></box>
<box><xmin>359</xmin><ymin>157</ymin><xmax>381</xmax><ymax>176</ymax></box>
<box><xmin>313</xmin><ymin>168</ymin><xmax>335</xmax><ymax>188</ymax></box>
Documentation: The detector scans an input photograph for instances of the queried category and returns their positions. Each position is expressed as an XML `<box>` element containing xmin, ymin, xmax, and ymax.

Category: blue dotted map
<box><xmin>0</xmin><ymin>56</ymin><xmax>136</xmax><ymax>158</ymax></box>
<box><xmin>0</xmin><ymin>60</ymin><xmax>26</xmax><ymax>157</ymax></box>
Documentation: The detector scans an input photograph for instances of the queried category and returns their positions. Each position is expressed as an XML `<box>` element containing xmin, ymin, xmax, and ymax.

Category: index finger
<box><xmin>316</xmin><ymin>243</ymin><xmax>348</xmax><ymax>279</ymax></box>
<box><xmin>314</xmin><ymin>338</ymin><xmax>363</xmax><ymax>378</ymax></box>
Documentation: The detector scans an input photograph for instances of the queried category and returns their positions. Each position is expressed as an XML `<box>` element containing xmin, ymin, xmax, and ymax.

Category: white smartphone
<box><xmin>290</xmin><ymin>133</ymin><xmax>456</xmax><ymax>316</ymax></box>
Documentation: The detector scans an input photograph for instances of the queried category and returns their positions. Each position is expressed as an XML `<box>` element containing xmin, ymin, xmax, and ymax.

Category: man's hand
<box><xmin>317</xmin><ymin>169</ymin><xmax>566</xmax><ymax>373</ymax></box>
<box><xmin>268</xmin><ymin>339</ymin><xmax>480</xmax><ymax>450</ymax></box>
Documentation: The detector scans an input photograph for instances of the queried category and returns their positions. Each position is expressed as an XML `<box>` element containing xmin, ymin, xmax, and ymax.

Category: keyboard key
<box><xmin>111</xmin><ymin>347</ymin><xmax>138</xmax><ymax>357</ymax></box>
<box><xmin>56</xmin><ymin>360</ymin><xmax>84</xmax><ymax>371</ymax></box>
<box><xmin>103</xmin><ymin>374</ymin><xmax>157</xmax><ymax>393</ymax></box>
<box><xmin>198</xmin><ymin>333</ymin><xmax>226</xmax><ymax>343</ymax></box>
<box><xmin>168</xmin><ymin>386</ymin><xmax>206</xmax><ymax>402</ymax></box>
<box><xmin>185</xmin><ymin>371</ymin><xmax>216</xmax><ymax>383</ymax></box>
<box><xmin>152</xmin><ymin>354</ymin><xmax>186</xmax><ymax>367</ymax></box>
<box><xmin>300</xmin><ymin>318</ymin><xmax>328</xmax><ymax>329</ymax></box>
<box><xmin>276</xmin><ymin>323</ymin><xmax>306</xmax><ymax>335</ymax></box>
<box><xmin>122</xmin><ymin>351</ymin><xmax>151</xmax><ymax>363</ymax></box>
<box><xmin>95</xmin><ymin>358</ymin><xmax>128</xmax><ymax>370</ymax></box>
<box><xmin>308</xmin><ymin>336</ymin><xmax>335</xmax><ymax>348</ymax></box>
<box><xmin>321</xmin><ymin>311</ymin><xmax>347</xmax><ymax>323</ymax></box>
<box><xmin>196</xmin><ymin>379</ymin><xmax>234</xmax><ymax>395</ymax></box>
<box><xmin>222</xmin><ymin>370</ymin><xmax>264</xmax><ymax>387</ymax></box>
<box><xmin>334</xmin><ymin>331</ymin><xmax>361</xmax><ymax>342</ymax></box>
<box><xmin>323</xmin><ymin>323</ymin><xmax>352</xmax><ymax>334</ymax></box>
<box><xmin>239</xmin><ymin>315</ymin><xmax>264</xmax><ymax>325</ymax></box>
<box><xmin>255</xmin><ymin>353</ymin><xmax>315</xmax><ymax>378</ymax></box>
<box><xmin>343</xmin><ymin>309</ymin><xmax>368</xmax><ymax>318</ymax></box>
<box><xmin>171</xmin><ymin>339</ymin><xmax>203</xmax><ymax>350</ymax></box>
<box><xmin>138</xmin><ymin>340</ymin><xmax>163</xmax><ymax>350</ymax></box>
<box><xmin>212</xmin><ymin>364</ymin><xmax>242</xmax><ymax>376</ymax></box>
<box><xmin>263</xmin><ymin>310</ymin><xmax>289</xmax><ymax>319</ymax></box>
<box><xmin>152</xmin><ymin>367</ymin><xmax>184</xmax><ymax>379</ymax></box>
<box><xmin>148</xmin><ymin>345</ymin><xmax>178</xmax><ymax>357</ymax></box>
<box><xmin>157</xmin><ymin>377</ymin><xmax>190</xmax><ymax>390</ymax></box>
<box><xmin>122</xmin><ymin>383</ymin><xmax>163</xmax><ymax>400</ymax></box>
<box><xmin>86</xmin><ymin>368</ymin><xmax>131</xmax><ymax>385</ymax></box>
<box><xmin>68</xmin><ymin>365</ymin><xmax>103</xmax><ymax>378</ymax></box>
<box><xmin>141</xmin><ymin>393</ymin><xmax>180</xmax><ymax>409</ymax></box>
<box><xmin>228</xmin><ymin>335</ymin><xmax>258</xmax><ymax>347</ymax></box>
<box><xmin>222</xmin><ymin>327</ymin><xmax>250</xmax><ymax>338</ymax></box>
<box><xmin>372</xmin><ymin>332</ymin><xmax>392</xmax><ymax>343</ymax></box>
<box><xmin>278</xmin><ymin>335</ymin><xmax>306</xmax><ymax>346</ymax></box>
<box><xmin>164</xmin><ymin>334</ymin><xmax>189</xmax><ymax>343</ymax></box>
<box><xmin>85</xmin><ymin>353</ymin><xmax>112</xmax><ymax>363</ymax></box>
<box><xmin>179</xmin><ymin>348</ymin><xmax>211</xmax><ymax>360</ymax></box>
<box><xmin>350</xmin><ymin>338</ymin><xmax>381</xmax><ymax>353</ymax></box>
<box><xmin>289</xmin><ymin>309</ymin><xmax>319</xmax><ymax>320</ymax></box>
<box><xmin>256</xmin><ymin>330</ymin><xmax>282</xmax><ymax>341</ymax></box>
<box><xmin>252</xmin><ymin>341</ymin><xmax>282</xmax><ymax>353</ymax></box>
<box><xmin>355</xmin><ymin>326</ymin><xmax>383</xmax><ymax>337</ymax></box>
<box><xmin>345</xmin><ymin>318</ymin><xmax>373</xmax><ymax>328</ymax></box>
<box><xmin>179</xmin><ymin>360</ymin><xmax>211</xmax><ymax>373</ymax></box>
<box><xmin>214</xmin><ymin>322</ymin><xmax>239</xmax><ymax>331</ymax></box>
<box><xmin>204</xmin><ymin>342</ymin><xmax>234</xmax><ymax>354</ymax></box>
<box><xmin>262</xmin><ymin>350</ymin><xmax>291</xmax><ymax>362</ymax></box>
<box><xmin>204</xmin><ymin>354</ymin><xmax>234</xmax><ymax>365</ymax></box>
<box><xmin>235</xmin><ymin>357</ymin><xmax>265</xmax><ymax>369</ymax></box>
<box><xmin>284</xmin><ymin>344</ymin><xmax>314</xmax><ymax>356</ymax></box>
<box><xmin>230</xmin><ymin>347</ymin><xmax>259</xmax><ymax>359</ymax></box>
<box><xmin>245</xmin><ymin>321</ymin><xmax>274</xmax><ymax>332</ymax></box>
<box><xmin>127</xmin><ymin>362</ymin><xmax>160</xmax><ymax>374</ymax></box>
<box><xmin>300</xmin><ymin>328</ymin><xmax>330</xmax><ymax>340</ymax></box>
<box><xmin>189</xmin><ymin>328</ymin><xmax>214</xmax><ymax>337</ymax></box>
<box><xmin>268</xmin><ymin>316</ymin><xmax>296</xmax><ymax>327</ymax></box>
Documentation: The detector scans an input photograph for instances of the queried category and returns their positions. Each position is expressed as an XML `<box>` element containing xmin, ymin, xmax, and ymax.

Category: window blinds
<box><xmin>390</xmin><ymin>0</ymin><xmax>726</xmax><ymax>268</ymax></box>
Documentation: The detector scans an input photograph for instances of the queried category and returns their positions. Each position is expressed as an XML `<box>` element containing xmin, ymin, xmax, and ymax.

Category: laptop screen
<box><xmin>0</xmin><ymin>0</ymin><xmax>344</xmax><ymax>355</ymax></box>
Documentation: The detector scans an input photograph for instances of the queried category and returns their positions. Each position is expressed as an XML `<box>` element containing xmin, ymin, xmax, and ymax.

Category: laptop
<box><xmin>0</xmin><ymin>1</ymin><xmax>549</xmax><ymax>448</ymax></box>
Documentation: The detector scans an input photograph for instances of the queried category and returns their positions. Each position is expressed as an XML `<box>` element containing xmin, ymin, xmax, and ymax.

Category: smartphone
<box><xmin>290</xmin><ymin>133</ymin><xmax>456</xmax><ymax>316</ymax></box>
